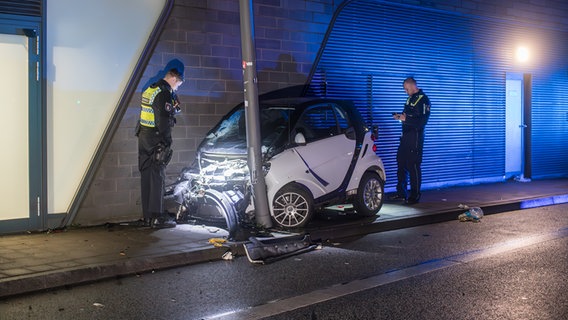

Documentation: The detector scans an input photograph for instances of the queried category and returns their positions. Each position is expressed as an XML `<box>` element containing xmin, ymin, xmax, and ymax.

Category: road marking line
<box><xmin>204</xmin><ymin>227</ymin><xmax>568</xmax><ymax>320</ymax></box>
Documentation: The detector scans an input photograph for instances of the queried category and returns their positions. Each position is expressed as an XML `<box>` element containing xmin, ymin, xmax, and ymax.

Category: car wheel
<box><xmin>194</xmin><ymin>189</ymin><xmax>240</xmax><ymax>236</ymax></box>
<box><xmin>272</xmin><ymin>184</ymin><xmax>314</xmax><ymax>228</ymax></box>
<box><xmin>354</xmin><ymin>172</ymin><xmax>384</xmax><ymax>216</ymax></box>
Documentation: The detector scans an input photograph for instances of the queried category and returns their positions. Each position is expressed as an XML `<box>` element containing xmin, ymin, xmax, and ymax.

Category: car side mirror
<box><xmin>294</xmin><ymin>132</ymin><xmax>307</xmax><ymax>145</ymax></box>
<box><xmin>344</xmin><ymin>127</ymin><xmax>356</xmax><ymax>140</ymax></box>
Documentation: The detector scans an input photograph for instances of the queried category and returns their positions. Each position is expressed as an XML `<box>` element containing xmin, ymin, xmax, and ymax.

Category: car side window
<box><xmin>296</xmin><ymin>104</ymin><xmax>339</xmax><ymax>143</ymax></box>
<box><xmin>333</xmin><ymin>105</ymin><xmax>351</xmax><ymax>132</ymax></box>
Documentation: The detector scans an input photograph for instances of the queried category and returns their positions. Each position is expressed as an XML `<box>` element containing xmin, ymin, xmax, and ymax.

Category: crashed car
<box><xmin>165</xmin><ymin>97</ymin><xmax>385</xmax><ymax>232</ymax></box>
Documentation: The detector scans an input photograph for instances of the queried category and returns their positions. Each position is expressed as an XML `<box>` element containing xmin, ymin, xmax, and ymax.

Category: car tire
<box><xmin>354</xmin><ymin>171</ymin><xmax>384</xmax><ymax>216</ymax></box>
<box><xmin>272</xmin><ymin>184</ymin><xmax>314</xmax><ymax>228</ymax></box>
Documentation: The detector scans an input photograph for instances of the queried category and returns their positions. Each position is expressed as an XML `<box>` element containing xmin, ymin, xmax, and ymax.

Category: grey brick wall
<box><xmin>74</xmin><ymin>0</ymin><xmax>568</xmax><ymax>225</ymax></box>
<box><xmin>75</xmin><ymin>0</ymin><xmax>342</xmax><ymax>225</ymax></box>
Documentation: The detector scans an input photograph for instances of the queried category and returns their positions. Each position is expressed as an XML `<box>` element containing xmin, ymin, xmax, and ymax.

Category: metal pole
<box><xmin>239</xmin><ymin>0</ymin><xmax>273</xmax><ymax>228</ymax></box>
<box><xmin>522</xmin><ymin>73</ymin><xmax>532</xmax><ymax>180</ymax></box>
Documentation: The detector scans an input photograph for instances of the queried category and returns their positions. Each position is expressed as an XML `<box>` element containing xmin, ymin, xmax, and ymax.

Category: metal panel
<box><xmin>308</xmin><ymin>0</ymin><xmax>568</xmax><ymax>190</ymax></box>
<box><xmin>0</xmin><ymin>0</ymin><xmax>41</xmax><ymax>17</ymax></box>
<box><xmin>530</xmin><ymin>28</ymin><xmax>568</xmax><ymax>178</ymax></box>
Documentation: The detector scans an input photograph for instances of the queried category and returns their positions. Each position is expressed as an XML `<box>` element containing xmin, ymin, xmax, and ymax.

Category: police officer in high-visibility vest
<box><xmin>137</xmin><ymin>68</ymin><xmax>184</xmax><ymax>228</ymax></box>
<box><xmin>391</xmin><ymin>77</ymin><xmax>431</xmax><ymax>204</ymax></box>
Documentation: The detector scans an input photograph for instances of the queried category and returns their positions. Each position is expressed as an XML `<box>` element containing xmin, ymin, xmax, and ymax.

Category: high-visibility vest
<box><xmin>139</xmin><ymin>86</ymin><xmax>162</xmax><ymax>127</ymax></box>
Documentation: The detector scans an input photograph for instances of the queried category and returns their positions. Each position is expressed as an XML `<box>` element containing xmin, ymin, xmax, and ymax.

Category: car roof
<box><xmin>260</xmin><ymin>97</ymin><xmax>356</xmax><ymax>114</ymax></box>
<box><xmin>195</xmin><ymin>97</ymin><xmax>369</xmax><ymax>160</ymax></box>
<box><xmin>260</xmin><ymin>97</ymin><xmax>348</xmax><ymax>106</ymax></box>
<box><xmin>259</xmin><ymin>97</ymin><xmax>368</xmax><ymax>143</ymax></box>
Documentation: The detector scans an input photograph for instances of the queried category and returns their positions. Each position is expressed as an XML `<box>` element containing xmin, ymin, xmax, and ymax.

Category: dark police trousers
<box><xmin>138</xmin><ymin>128</ymin><xmax>166</xmax><ymax>220</ymax></box>
<box><xmin>396</xmin><ymin>129</ymin><xmax>424</xmax><ymax>199</ymax></box>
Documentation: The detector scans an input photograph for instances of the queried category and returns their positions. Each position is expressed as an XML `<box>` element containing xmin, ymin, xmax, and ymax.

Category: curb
<box><xmin>0</xmin><ymin>245</ymin><xmax>235</xmax><ymax>299</ymax></box>
<box><xmin>306</xmin><ymin>194</ymin><xmax>568</xmax><ymax>243</ymax></box>
<box><xmin>1</xmin><ymin>193</ymin><xmax>566</xmax><ymax>299</ymax></box>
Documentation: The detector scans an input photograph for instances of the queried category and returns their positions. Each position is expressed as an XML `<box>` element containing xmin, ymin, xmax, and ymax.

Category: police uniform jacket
<box><xmin>138</xmin><ymin>79</ymin><xmax>177</xmax><ymax>170</ymax></box>
<box><xmin>398</xmin><ymin>89</ymin><xmax>431</xmax><ymax>154</ymax></box>
<box><xmin>402</xmin><ymin>89</ymin><xmax>430</xmax><ymax>134</ymax></box>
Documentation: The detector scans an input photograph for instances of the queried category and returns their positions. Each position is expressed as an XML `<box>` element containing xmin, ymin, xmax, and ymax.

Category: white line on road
<box><xmin>204</xmin><ymin>227</ymin><xmax>568</xmax><ymax>320</ymax></box>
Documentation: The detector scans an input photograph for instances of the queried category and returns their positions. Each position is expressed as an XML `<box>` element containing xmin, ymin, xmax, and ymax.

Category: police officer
<box><xmin>392</xmin><ymin>77</ymin><xmax>431</xmax><ymax>204</ymax></box>
<box><xmin>137</xmin><ymin>68</ymin><xmax>184</xmax><ymax>228</ymax></box>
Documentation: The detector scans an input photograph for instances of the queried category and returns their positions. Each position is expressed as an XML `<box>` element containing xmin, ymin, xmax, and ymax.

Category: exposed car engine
<box><xmin>164</xmin><ymin>159</ymin><xmax>254</xmax><ymax>237</ymax></box>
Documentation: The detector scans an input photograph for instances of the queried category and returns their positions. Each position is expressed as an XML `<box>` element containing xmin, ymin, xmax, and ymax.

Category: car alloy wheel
<box><xmin>272</xmin><ymin>184</ymin><xmax>314</xmax><ymax>228</ymax></box>
<box><xmin>354</xmin><ymin>172</ymin><xmax>384</xmax><ymax>216</ymax></box>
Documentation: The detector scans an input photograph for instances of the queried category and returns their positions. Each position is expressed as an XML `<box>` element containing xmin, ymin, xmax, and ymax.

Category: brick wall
<box><xmin>74</xmin><ymin>0</ymin><xmax>567</xmax><ymax>225</ymax></box>
<box><xmin>75</xmin><ymin>0</ymin><xmax>342</xmax><ymax>225</ymax></box>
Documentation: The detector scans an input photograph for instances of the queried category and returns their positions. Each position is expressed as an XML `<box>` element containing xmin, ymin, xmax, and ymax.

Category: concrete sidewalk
<box><xmin>1</xmin><ymin>178</ymin><xmax>567</xmax><ymax>299</ymax></box>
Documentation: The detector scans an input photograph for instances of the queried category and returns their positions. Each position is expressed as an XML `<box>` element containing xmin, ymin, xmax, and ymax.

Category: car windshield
<box><xmin>201</xmin><ymin>105</ymin><xmax>294</xmax><ymax>158</ymax></box>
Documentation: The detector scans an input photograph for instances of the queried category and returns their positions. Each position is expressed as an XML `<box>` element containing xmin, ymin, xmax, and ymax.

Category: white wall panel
<box><xmin>46</xmin><ymin>0</ymin><xmax>166</xmax><ymax>213</ymax></box>
<box><xmin>0</xmin><ymin>33</ymin><xmax>29</xmax><ymax>219</ymax></box>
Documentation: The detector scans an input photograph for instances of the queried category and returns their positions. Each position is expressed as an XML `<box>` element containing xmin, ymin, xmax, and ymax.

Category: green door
<box><xmin>0</xmin><ymin>23</ymin><xmax>43</xmax><ymax>233</ymax></box>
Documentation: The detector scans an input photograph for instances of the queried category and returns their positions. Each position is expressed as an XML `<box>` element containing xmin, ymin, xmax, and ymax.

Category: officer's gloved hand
<box><xmin>154</xmin><ymin>142</ymin><xmax>173</xmax><ymax>165</ymax></box>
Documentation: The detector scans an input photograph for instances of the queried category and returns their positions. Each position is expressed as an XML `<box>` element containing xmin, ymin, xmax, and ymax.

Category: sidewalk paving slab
<box><xmin>0</xmin><ymin>178</ymin><xmax>566</xmax><ymax>299</ymax></box>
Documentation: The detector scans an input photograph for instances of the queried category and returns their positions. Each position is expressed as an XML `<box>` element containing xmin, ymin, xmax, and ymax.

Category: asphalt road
<box><xmin>1</xmin><ymin>203</ymin><xmax>567</xmax><ymax>320</ymax></box>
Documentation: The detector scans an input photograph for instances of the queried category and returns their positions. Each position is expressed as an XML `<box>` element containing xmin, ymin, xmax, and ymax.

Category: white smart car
<box><xmin>166</xmin><ymin>97</ymin><xmax>385</xmax><ymax>231</ymax></box>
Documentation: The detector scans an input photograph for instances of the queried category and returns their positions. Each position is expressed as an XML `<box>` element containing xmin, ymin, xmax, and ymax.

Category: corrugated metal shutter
<box><xmin>0</xmin><ymin>0</ymin><xmax>41</xmax><ymax>17</ymax></box>
<box><xmin>308</xmin><ymin>0</ymin><xmax>568</xmax><ymax>190</ymax></box>
<box><xmin>531</xmin><ymin>28</ymin><xmax>568</xmax><ymax>178</ymax></box>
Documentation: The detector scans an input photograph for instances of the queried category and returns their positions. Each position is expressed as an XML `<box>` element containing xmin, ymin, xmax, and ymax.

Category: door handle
<box><xmin>519</xmin><ymin>124</ymin><xmax>528</xmax><ymax>128</ymax></box>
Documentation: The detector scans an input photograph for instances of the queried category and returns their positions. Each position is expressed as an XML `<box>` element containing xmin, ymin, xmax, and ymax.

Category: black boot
<box><xmin>405</xmin><ymin>193</ymin><xmax>421</xmax><ymax>204</ymax></box>
<box><xmin>151</xmin><ymin>215</ymin><xmax>176</xmax><ymax>229</ymax></box>
<box><xmin>388</xmin><ymin>194</ymin><xmax>406</xmax><ymax>201</ymax></box>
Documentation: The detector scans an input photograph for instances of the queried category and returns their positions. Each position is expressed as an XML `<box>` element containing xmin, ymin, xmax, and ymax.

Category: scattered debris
<box><xmin>244</xmin><ymin>234</ymin><xmax>319</xmax><ymax>264</ymax></box>
<box><xmin>458</xmin><ymin>206</ymin><xmax>484</xmax><ymax>222</ymax></box>
<box><xmin>221</xmin><ymin>251</ymin><xmax>234</xmax><ymax>260</ymax></box>
<box><xmin>46</xmin><ymin>228</ymin><xmax>66</xmax><ymax>234</ymax></box>
<box><xmin>208</xmin><ymin>238</ymin><xmax>228</xmax><ymax>247</ymax></box>
<box><xmin>93</xmin><ymin>302</ymin><xmax>104</xmax><ymax>308</ymax></box>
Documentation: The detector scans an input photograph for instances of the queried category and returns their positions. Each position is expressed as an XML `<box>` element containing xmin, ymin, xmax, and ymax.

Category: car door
<box><xmin>292</xmin><ymin>103</ymin><xmax>355</xmax><ymax>195</ymax></box>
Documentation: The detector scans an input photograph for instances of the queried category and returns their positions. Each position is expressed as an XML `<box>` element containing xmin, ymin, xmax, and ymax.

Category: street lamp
<box><xmin>516</xmin><ymin>46</ymin><xmax>530</xmax><ymax>63</ymax></box>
